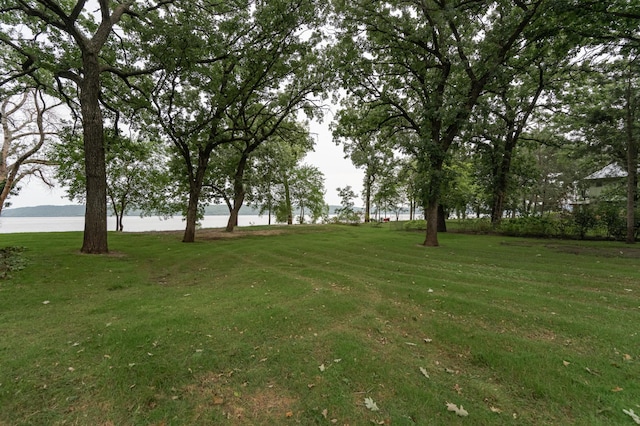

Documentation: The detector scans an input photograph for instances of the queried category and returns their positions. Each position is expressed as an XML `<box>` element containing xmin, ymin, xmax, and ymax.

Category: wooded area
<box><xmin>1</xmin><ymin>1</ymin><xmax>639</xmax><ymax>252</ymax></box>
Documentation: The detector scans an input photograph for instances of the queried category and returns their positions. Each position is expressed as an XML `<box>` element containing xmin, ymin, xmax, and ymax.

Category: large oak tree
<box><xmin>0</xmin><ymin>0</ymin><xmax>171</xmax><ymax>253</ymax></box>
<box><xmin>332</xmin><ymin>0</ymin><xmax>548</xmax><ymax>246</ymax></box>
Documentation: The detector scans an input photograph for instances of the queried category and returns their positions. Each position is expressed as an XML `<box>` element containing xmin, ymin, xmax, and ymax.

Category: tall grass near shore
<box><xmin>1</xmin><ymin>225</ymin><xmax>639</xmax><ymax>425</ymax></box>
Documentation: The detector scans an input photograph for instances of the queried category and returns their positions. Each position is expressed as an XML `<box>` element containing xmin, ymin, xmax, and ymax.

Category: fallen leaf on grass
<box><xmin>322</xmin><ymin>409</ymin><xmax>328</xmax><ymax>419</ymax></box>
<box><xmin>612</xmin><ymin>386</ymin><xmax>623</xmax><ymax>392</ymax></box>
<box><xmin>419</xmin><ymin>367</ymin><xmax>430</xmax><ymax>379</ymax></box>
<box><xmin>319</xmin><ymin>364</ymin><xmax>326</xmax><ymax>372</ymax></box>
<box><xmin>424</xmin><ymin>338</ymin><xmax>433</xmax><ymax>343</ymax></box>
<box><xmin>585</xmin><ymin>367</ymin><xmax>600</xmax><ymax>376</ymax></box>
<box><xmin>623</xmin><ymin>408</ymin><xmax>640</xmax><ymax>424</ymax></box>
<box><xmin>490</xmin><ymin>406</ymin><xmax>502</xmax><ymax>413</ymax></box>
<box><xmin>364</xmin><ymin>397</ymin><xmax>380</xmax><ymax>412</ymax></box>
<box><xmin>446</xmin><ymin>402</ymin><xmax>468</xmax><ymax>417</ymax></box>
<box><xmin>453</xmin><ymin>384</ymin><xmax>462</xmax><ymax>395</ymax></box>
<box><xmin>285</xmin><ymin>411</ymin><xmax>293</xmax><ymax>418</ymax></box>
<box><xmin>42</xmin><ymin>300</ymin><xmax>50</xmax><ymax>305</ymax></box>
<box><xmin>623</xmin><ymin>354</ymin><xmax>632</xmax><ymax>361</ymax></box>
<box><xmin>562</xmin><ymin>360</ymin><xmax>570</xmax><ymax>367</ymax></box>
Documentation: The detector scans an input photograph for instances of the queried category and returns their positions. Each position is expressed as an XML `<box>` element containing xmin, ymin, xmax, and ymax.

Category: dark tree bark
<box><xmin>80</xmin><ymin>52</ymin><xmax>108</xmax><ymax>253</ymax></box>
<box><xmin>625</xmin><ymin>77</ymin><xmax>638</xmax><ymax>244</ymax></box>
<box><xmin>437</xmin><ymin>204</ymin><xmax>447</xmax><ymax>232</ymax></box>
<box><xmin>183</xmin><ymin>154</ymin><xmax>210</xmax><ymax>242</ymax></box>
<box><xmin>226</xmin><ymin>154</ymin><xmax>249</xmax><ymax>232</ymax></box>
<box><xmin>283</xmin><ymin>175</ymin><xmax>293</xmax><ymax>225</ymax></box>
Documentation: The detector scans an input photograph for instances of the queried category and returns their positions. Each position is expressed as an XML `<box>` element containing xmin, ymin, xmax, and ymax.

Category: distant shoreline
<box><xmin>2</xmin><ymin>204</ymin><xmax>347</xmax><ymax>218</ymax></box>
<box><xmin>1</xmin><ymin>204</ymin><xmax>260</xmax><ymax>218</ymax></box>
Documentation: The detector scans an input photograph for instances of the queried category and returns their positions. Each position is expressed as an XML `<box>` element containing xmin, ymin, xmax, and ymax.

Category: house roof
<box><xmin>585</xmin><ymin>163</ymin><xmax>627</xmax><ymax>180</ymax></box>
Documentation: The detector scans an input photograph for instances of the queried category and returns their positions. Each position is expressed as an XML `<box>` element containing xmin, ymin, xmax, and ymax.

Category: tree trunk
<box><xmin>437</xmin><ymin>204</ymin><xmax>447</xmax><ymax>232</ymax></box>
<box><xmin>80</xmin><ymin>54</ymin><xmax>109</xmax><ymax>254</ymax></box>
<box><xmin>421</xmin><ymin>151</ymin><xmax>445</xmax><ymax>247</ymax></box>
<box><xmin>226</xmin><ymin>153</ymin><xmax>249</xmax><ymax>232</ymax></box>
<box><xmin>283</xmin><ymin>174</ymin><xmax>293</xmax><ymax>225</ymax></box>
<box><xmin>625</xmin><ymin>77</ymin><xmax>637</xmax><ymax>244</ymax></box>
<box><xmin>183</xmin><ymin>187</ymin><xmax>201</xmax><ymax>242</ymax></box>
<box><xmin>117</xmin><ymin>213</ymin><xmax>124</xmax><ymax>232</ymax></box>
<box><xmin>423</xmin><ymin>200</ymin><xmax>439</xmax><ymax>246</ymax></box>
<box><xmin>491</xmin><ymin>145</ymin><xmax>514</xmax><ymax>226</ymax></box>
<box><xmin>226</xmin><ymin>195</ymin><xmax>244</xmax><ymax>232</ymax></box>
<box><xmin>364</xmin><ymin>170</ymin><xmax>372</xmax><ymax>222</ymax></box>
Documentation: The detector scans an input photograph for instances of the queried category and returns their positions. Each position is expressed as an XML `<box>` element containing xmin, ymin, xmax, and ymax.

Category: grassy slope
<box><xmin>0</xmin><ymin>225</ymin><xmax>639</xmax><ymax>425</ymax></box>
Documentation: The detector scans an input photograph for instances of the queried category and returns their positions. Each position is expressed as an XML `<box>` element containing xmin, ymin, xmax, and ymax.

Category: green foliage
<box><xmin>334</xmin><ymin>185</ymin><xmax>361</xmax><ymax>224</ymax></box>
<box><xmin>572</xmin><ymin>205</ymin><xmax>599</xmax><ymax>240</ymax></box>
<box><xmin>246</xmin><ymin>125</ymin><xmax>324</xmax><ymax>225</ymax></box>
<box><xmin>51</xmin><ymin>129</ymin><xmax>170</xmax><ymax>230</ymax></box>
<box><xmin>487</xmin><ymin>205</ymin><xmax>639</xmax><ymax>241</ymax></box>
<box><xmin>131</xmin><ymin>0</ymin><xmax>332</xmax><ymax>238</ymax></box>
<box><xmin>498</xmin><ymin>216</ymin><xmax>560</xmax><ymax>238</ymax></box>
<box><xmin>596</xmin><ymin>203</ymin><xmax>627</xmax><ymax>239</ymax></box>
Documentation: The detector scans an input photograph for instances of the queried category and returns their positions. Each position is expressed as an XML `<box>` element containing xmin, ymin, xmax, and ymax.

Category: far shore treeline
<box><xmin>1</xmin><ymin>204</ymin><xmax>353</xmax><ymax>218</ymax></box>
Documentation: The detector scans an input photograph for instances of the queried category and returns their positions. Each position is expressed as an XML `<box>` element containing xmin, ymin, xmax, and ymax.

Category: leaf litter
<box><xmin>446</xmin><ymin>402</ymin><xmax>469</xmax><ymax>417</ymax></box>
<box><xmin>364</xmin><ymin>397</ymin><xmax>380</xmax><ymax>412</ymax></box>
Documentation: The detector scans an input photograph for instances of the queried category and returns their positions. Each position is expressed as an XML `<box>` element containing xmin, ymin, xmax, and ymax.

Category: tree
<box><xmin>332</xmin><ymin>101</ymin><xmax>396</xmax><ymax>222</ymax></box>
<box><xmin>52</xmin><ymin>129</ymin><xmax>168</xmax><ymax>232</ymax></box>
<box><xmin>439</xmin><ymin>152</ymin><xmax>482</xmax><ymax>221</ymax></box>
<box><xmin>1</xmin><ymin>0</ymin><xmax>172</xmax><ymax>253</ymax></box>
<box><xmin>372</xmin><ymin>169</ymin><xmax>404</xmax><ymax>221</ymax></box>
<box><xmin>141</xmin><ymin>0</ymin><xmax>329</xmax><ymax>242</ymax></box>
<box><xmin>563</xmin><ymin>52</ymin><xmax>640</xmax><ymax>243</ymax></box>
<box><xmin>335</xmin><ymin>185</ymin><xmax>360</xmax><ymax>223</ymax></box>
<box><xmin>249</xmin><ymin>129</ymin><xmax>315</xmax><ymax>225</ymax></box>
<box><xmin>333</xmin><ymin>0</ymin><xmax>548</xmax><ymax>246</ymax></box>
<box><xmin>468</xmin><ymin>36</ymin><xmax>572</xmax><ymax>225</ymax></box>
<box><xmin>288</xmin><ymin>164</ymin><xmax>327</xmax><ymax>224</ymax></box>
<box><xmin>1</xmin><ymin>88</ymin><xmax>59</xmax><ymax>213</ymax></box>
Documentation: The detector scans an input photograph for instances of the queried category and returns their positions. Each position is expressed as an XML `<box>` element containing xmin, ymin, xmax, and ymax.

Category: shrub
<box><xmin>596</xmin><ymin>203</ymin><xmax>626</xmax><ymax>240</ymax></box>
<box><xmin>498</xmin><ymin>216</ymin><xmax>559</xmax><ymax>238</ymax></box>
<box><xmin>454</xmin><ymin>218</ymin><xmax>494</xmax><ymax>233</ymax></box>
<box><xmin>572</xmin><ymin>205</ymin><xmax>599</xmax><ymax>239</ymax></box>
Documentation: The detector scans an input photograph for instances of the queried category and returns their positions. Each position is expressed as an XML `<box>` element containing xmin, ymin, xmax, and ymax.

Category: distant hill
<box><xmin>2</xmin><ymin>204</ymin><xmax>261</xmax><ymax>218</ymax></box>
<box><xmin>3</xmin><ymin>204</ymin><xmax>350</xmax><ymax>218</ymax></box>
<box><xmin>2</xmin><ymin>205</ymin><xmax>85</xmax><ymax>217</ymax></box>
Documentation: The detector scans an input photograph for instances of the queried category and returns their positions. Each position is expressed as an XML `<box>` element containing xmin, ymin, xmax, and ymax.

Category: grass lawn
<box><xmin>1</xmin><ymin>224</ymin><xmax>639</xmax><ymax>425</ymax></box>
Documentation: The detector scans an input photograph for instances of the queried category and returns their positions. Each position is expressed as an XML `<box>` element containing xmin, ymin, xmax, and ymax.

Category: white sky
<box><xmin>7</xmin><ymin>118</ymin><xmax>364</xmax><ymax>209</ymax></box>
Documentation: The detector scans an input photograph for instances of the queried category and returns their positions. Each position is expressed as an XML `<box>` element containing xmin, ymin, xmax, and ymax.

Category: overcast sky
<box><xmin>8</xmin><ymin>118</ymin><xmax>364</xmax><ymax>209</ymax></box>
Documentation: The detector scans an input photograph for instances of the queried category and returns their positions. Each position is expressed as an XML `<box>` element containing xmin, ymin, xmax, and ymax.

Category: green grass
<box><xmin>1</xmin><ymin>225</ymin><xmax>639</xmax><ymax>425</ymax></box>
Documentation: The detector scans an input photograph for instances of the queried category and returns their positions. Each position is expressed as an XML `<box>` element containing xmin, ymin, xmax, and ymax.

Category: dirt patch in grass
<box><xmin>184</xmin><ymin>371</ymin><xmax>297</xmax><ymax>424</ymax></box>
<box><xmin>500</xmin><ymin>240</ymin><xmax>640</xmax><ymax>258</ymax></box>
<box><xmin>546</xmin><ymin>244</ymin><xmax>640</xmax><ymax>258</ymax></box>
<box><xmin>146</xmin><ymin>228</ymin><xmax>285</xmax><ymax>241</ymax></box>
<box><xmin>197</xmin><ymin>228</ymin><xmax>285</xmax><ymax>240</ymax></box>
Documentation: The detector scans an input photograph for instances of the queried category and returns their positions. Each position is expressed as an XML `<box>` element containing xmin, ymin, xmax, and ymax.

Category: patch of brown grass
<box><xmin>183</xmin><ymin>371</ymin><xmax>298</xmax><ymax>424</ymax></box>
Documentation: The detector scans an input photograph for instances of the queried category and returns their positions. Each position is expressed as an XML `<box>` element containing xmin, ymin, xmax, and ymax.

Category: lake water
<box><xmin>0</xmin><ymin>215</ymin><xmax>271</xmax><ymax>234</ymax></box>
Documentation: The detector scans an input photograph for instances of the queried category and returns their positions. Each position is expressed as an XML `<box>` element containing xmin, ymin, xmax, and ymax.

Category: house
<box><xmin>572</xmin><ymin>163</ymin><xmax>640</xmax><ymax>206</ymax></box>
<box><xmin>583</xmin><ymin>163</ymin><xmax>628</xmax><ymax>200</ymax></box>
